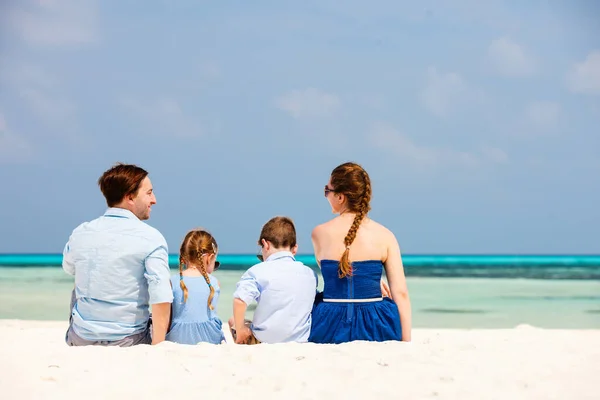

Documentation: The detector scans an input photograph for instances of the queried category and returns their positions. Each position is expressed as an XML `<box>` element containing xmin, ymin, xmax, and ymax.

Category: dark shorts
<box><xmin>65</xmin><ymin>289</ymin><xmax>152</xmax><ymax>347</ymax></box>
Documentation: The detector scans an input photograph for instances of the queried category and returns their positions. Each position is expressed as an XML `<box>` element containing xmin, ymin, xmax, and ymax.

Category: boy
<box><xmin>230</xmin><ymin>216</ymin><xmax>317</xmax><ymax>344</ymax></box>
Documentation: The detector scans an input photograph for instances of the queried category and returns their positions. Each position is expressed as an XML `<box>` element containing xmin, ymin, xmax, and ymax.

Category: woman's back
<box><xmin>313</xmin><ymin>215</ymin><xmax>392</xmax><ymax>263</ymax></box>
<box><xmin>309</xmin><ymin>215</ymin><xmax>403</xmax><ymax>344</ymax></box>
<box><xmin>319</xmin><ymin>259</ymin><xmax>383</xmax><ymax>300</ymax></box>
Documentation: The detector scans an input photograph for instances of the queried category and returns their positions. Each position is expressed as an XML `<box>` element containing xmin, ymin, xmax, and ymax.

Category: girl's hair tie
<box><xmin>207</xmin><ymin>283</ymin><xmax>212</xmax><ymax>287</ymax></box>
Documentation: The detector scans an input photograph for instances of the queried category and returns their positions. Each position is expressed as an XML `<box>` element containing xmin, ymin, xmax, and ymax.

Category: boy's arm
<box><xmin>233</xmin><ymin>298</ymin><xmax>248</xmax><ymax>332</ymax></box>
<box><xmin>232</xmin><ymin>269</ymin><xmax>260</xmax><ymax>331</ymax></box>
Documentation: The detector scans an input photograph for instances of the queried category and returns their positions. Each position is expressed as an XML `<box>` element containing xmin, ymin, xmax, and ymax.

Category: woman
<box><xmin>308</xmin><ymin>162</ymin><xmax>412</xmax><ymax>343</ymax></box>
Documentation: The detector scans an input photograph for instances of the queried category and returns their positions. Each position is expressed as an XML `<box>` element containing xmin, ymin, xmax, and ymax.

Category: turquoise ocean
<box><xmin>1</xmin><ymin>254</ymin><xmax>599</xmax><ymax>329</ymax></box>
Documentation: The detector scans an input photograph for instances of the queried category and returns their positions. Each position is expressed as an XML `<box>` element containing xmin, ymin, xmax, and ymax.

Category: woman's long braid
<box><xmin>338</xmin><ymin>169</ymin><xmax>372</xmax><ymax>278</ymax></box>
<box><xmin>197</xmin><ymin>241</ymin><xmax>216</xmax><ymax>310</ymax></box>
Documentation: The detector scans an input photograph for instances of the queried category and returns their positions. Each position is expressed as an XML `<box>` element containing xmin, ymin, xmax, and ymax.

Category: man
<box><xmin>62</xmin><ymin>163</ymin><xmax>173</xmax><ymax>346</ymax></box>
<box><xmin>230</xmin><ymin>216</ymin><xmax>317</xmax><ymax>344</ymax></box>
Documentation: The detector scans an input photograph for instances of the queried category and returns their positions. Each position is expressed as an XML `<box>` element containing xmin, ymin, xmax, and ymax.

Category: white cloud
<box><xmin>526</xmin><ymin>101</ymin><xmax>561</xmax><ymax>130</ymax></box>
<box><xmin>480</xmin><ymin>146</ymin><xmax>509</xmax><ymax>164</ymax></box>
<box><xmin>1</xmin><ymin>64</ymin><xmax>57</xmax><ymax>89</ymax></box>
<box><xmin>198</xmin><ymin>62</ymin><xmax>221</xmax><ymax>80</ymax></box>
<box><xmin>6</xmin><ymin>0</ymin><xmax>99</xmax><ymax>47</ymax></box>
<box><xmin>487</xmin><ymin>37</ymin><xmax>535</xmax><ymax>77</ymax></box>
<box><xmin>0</xmin><ymin>63</ymin><xmax>78</xmax><ymax>130</ymax></box>
<box><xmin>119</xmin><ymin>97</ymin><xmax>202</xmax><ymax>137</ymax></box>
<box><xmin>370</xmin><ymin>123</ymin><xmax>506</xmax><ymax>168</ymax></box>
<box><xmin>20</xmin><ymin>88</ymin><xmax>76</xmax><ymax>123</ymax></box>
<box><xmin>0</xmin><ymin>113</ymin><xmax>33</xmax><ymax>163</ymax></box>
<box><xmin>275</xmin><ymin>88</ymin><xmax>341</xmax><ymax>119</ymax></box>
<box><xmin>419</xmin><ymin>67</ymin><xmax>469</xmax><ymax>117</ymax></box>
<box><xmin>566</xmin><ymin>51</ymin><xmax>600</xmax><ymax>95</ymax></box>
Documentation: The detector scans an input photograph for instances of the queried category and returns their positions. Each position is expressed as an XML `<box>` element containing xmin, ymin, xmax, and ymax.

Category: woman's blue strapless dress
<box><xmin>308</xmin><ymin>260</ymin><xmax>402</xmax><ymax>344</ymax></box>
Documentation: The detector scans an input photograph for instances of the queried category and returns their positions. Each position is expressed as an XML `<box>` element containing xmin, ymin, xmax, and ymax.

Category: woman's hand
<box><xmin>380</xmin><ymin>279</ymin><xmax>391</xmax><ymax>298</ymax></box>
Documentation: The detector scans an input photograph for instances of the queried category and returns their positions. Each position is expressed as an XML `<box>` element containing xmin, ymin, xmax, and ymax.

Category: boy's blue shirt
<box><xmin>233</xmin><ymin>251</ymin><xmax>317</xmax><ymax>343</ymax></box>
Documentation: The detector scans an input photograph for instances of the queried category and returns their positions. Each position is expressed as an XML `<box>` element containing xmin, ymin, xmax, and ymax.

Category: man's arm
<box><xmin>144</xmin><ymin>245</ymin><xmax>173</xmax><ymax>345</ymax></box>
<box><xmin>62</xmin><ymin>223</ymin><xmax>89</xmax><ymax>276</ymax></box>
<box><xmin>150</xmin><ymin>303</ymin><xmax>171</xmax><ymax>345</ymax></box>
<box><xmin>62</xmin><ymin>230</ymin><xmax>78</xmax><ymax>276</ymax></box>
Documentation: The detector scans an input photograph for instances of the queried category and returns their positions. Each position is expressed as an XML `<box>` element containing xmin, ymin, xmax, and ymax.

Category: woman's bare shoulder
<box><xmin>366</xmin><ymin>218</ymin><xmax>399</xmax><ymax>243</ymax></box>
<box><xmin>311</xmin><ymin>219</ymin><xmax>334</xmax><ymax>238</ymax></box>
<box><xmin>313</xmin><ymin>217</ymin><xmax>346</xmax><ymax>243</ymax></box>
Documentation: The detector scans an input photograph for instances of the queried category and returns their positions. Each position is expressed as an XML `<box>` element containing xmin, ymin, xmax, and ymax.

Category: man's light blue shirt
<box><xmin>233</xmin><ymin>251</ymin><xmax>317</xmax><ymax>343</ymax></box>
<box><xmin>62</xmin><ymin>207</ymin><xmax>173</xmax><ymax>341</ymax></box>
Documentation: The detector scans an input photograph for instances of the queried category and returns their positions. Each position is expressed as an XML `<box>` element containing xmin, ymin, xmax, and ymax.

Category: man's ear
<box><xmin>124</xmin><ymin>193</ymin><xmax>135</xmax><ymax>204</ymax></box>
<box><xmin>291</xmin><ymin>244</ymin><xmax>298</xmax><ymax>255</ymax></box>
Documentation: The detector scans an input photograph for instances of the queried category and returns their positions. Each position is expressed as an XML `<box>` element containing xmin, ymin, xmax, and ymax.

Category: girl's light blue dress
<box><xmin>166</xmin><ymin>274</ymin><xmax>225</xmax><ymax>345</ymax></box>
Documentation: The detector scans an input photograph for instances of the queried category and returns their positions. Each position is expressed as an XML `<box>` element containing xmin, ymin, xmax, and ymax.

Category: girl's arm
<box><xmin>383</xmin><ymin>233</ymin><xmax>412</xmax><ymax>342</ymax></box>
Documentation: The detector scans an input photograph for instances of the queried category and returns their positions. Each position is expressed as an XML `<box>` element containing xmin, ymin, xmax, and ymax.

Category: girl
<box><xmin>166</xmin><ymin>229</ymin><xmax>226</xmax><ymax>345</ymax></box>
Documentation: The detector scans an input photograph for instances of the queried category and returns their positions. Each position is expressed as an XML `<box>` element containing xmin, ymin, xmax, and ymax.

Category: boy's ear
<box><xmin>291</xmin><ymin>244</ymin><xmax>298</xmax><ymax>255</ymax></box>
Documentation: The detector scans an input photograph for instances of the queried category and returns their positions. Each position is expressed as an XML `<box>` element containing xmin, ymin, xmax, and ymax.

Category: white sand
<box><xmin>0</xmin><ymin>320</ymin><xmax>597</xmax><ymax>400</ymax></box>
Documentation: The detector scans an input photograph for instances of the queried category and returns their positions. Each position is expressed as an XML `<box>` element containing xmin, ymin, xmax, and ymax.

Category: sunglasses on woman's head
<box><xmin>324</xmin><ymin>185</ymin><xmax>335</xmax><ymax>197</ymax></box>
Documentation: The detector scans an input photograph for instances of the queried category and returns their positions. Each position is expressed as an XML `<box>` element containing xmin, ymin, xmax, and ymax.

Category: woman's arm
<box><xmin>383</xmin><ymin>233</ymin><xmax>412</xmax><ymax>342</ymax></box>
<box><xmin>310</xmin><ymin>225</ymin><xmax>323</xmax><ymax>268</ymax></box>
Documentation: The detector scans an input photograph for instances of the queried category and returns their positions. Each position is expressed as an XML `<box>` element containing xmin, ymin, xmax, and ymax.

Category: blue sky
<box><xmin>0</xmin><ymin>0</ymin><xmax>599</xmax><ymax>254</ymax></box>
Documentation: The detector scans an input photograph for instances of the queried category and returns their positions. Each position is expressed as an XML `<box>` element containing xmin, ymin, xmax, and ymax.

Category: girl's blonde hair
<box><xmin>178</xmin><ymin>229</ymin><xmax>218</xmax><ymax>310</ymax></box>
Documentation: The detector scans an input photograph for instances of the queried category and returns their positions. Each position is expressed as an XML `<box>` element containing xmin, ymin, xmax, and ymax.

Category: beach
<box><xmin>2</xmin><ymin>262</ymin><xmax>599</xmax><ymax>399</ymax></box>
<box><xmin>1</xmin><ymin>320</ymin><xmax>597</xmax><ymax>400</ymax></box>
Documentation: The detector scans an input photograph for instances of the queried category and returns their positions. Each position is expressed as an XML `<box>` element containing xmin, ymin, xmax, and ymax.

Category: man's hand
<box><xmin>234</xmin><ymin>326</ymin><xmax>252</xmax><ymax>344</ymax></box>
<box><xmin>381</xmin><ymin>279</ymin><xmax>391</xmax><ymax>298</ymax></box>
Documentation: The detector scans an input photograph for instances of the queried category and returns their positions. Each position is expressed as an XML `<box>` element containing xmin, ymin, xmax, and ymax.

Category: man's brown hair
<box><xmin>98</xmin><ymin>163</ymin><xmax>148</xmax><ymax>207</ymax></box>
<box><xmin>258</xmin><ymin>216</ymin><xmax>297</xmax><ymax>249</ymax></box>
